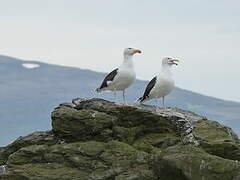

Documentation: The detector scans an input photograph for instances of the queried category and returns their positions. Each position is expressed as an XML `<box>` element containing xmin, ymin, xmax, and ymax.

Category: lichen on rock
<box><xmin>0</xmin><ymin>98</ymin><xmax>240</xmax><ymax>180</ymax></box>
<box><xmin>193</xmin><ymin>119</ymin><xmax>240</xmax><ymax>161</ymax></box>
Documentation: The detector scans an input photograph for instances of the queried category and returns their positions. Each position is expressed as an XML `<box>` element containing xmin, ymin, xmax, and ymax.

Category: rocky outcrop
<box><xmin>0</xmin><ymin>98</ymin><xmax>240</xmax><ymax>180</ymax></box>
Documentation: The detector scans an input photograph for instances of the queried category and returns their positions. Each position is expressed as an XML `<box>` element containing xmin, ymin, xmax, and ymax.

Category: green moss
<box><xmin>200</xmin><ymin>141</ymin><xmax>240</xmax><ymax>161</ymax></box>
<box><xmin>193</xmin><ymin>119</ymin><xmax>240</xmax><ymax>161</ymax></box>
<box><xmin>152</xmin><ymin>145</ymin><xmax>240</xmax><ymax>180</ymax></box>
<box><xmin>52</xmin><ymin>108</ymin><xmax>117</xmax><ymax>141</ymax></box>
<box><xmin>3</xmin><ymin>99</ymin><xmax>240</xmax><ymax>179</ymax></box>
<box><xmin>0</xmin><ymin>131</ymin><xmax>57</xmax><ymax>165</ymax></box>
<box><xmin>112</xmin><ymin>126</ymin><xmax>144</xmax><ymax>144</ymax></box>
<box><xmin>193</xmin><ymin>120</ymin><xmax>233</xmax><ymax>142</ymax></box>
<box><xmin>7</xmin><ymin>163</ymin><xmax>89</xmax><ymax>180</ymax></box>
<box><xmin>8</xmin><ymin>145</ymin><xmax>48</xmax><ymax>165</ymax></box>
<box><xmin>116</xmin><ymin>107</ymin><xmax>175</xmax><ymax>132</ymax></box>
<box><xmin>133</xmin><ymin>133</ymin><xmax>180</xmax><ymax>152</ymax></box>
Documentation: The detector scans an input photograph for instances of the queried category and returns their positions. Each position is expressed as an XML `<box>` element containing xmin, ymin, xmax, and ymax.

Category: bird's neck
<box><xmin>161</xmin><ymin>65</ymin><xmax>172</xmax><ymax>75</ymax></box>
<box><xmin>122</xmin><ymin>55</ymin><xmax>134</xmax><ymax>68</ymax></box>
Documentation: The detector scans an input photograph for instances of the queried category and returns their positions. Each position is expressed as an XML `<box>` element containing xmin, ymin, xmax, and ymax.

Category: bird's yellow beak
<box><xmin>134</xmin><ymin>49</ymin><xmax>142</xmax><ymax>54</ymax></box>
<box><xmin>170</xmin><ymin>59</ymin><xmax>179</xmax><ymax>65</ymax></box>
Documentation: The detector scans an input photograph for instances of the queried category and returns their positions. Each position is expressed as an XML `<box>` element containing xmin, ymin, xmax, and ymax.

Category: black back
<box><xmin>99</xmin><ymin>68</ymin><xmax>119</xmax><ymax>89</ymax></box>
<box><xmin>140</xmin><ymin>76</ymin><xmax>157</xmax><ymax>102</ymax></box>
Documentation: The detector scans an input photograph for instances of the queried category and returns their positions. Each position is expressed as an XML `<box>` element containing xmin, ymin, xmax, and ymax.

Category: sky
<box><xmin>0</xmin><ymin>0</ymin><xmax>240</xmax><ymax>102</ymax></box>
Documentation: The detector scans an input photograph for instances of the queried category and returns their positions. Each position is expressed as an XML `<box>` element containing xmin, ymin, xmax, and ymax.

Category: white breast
<box><xmin>113</xmin><ymin>69</ymin><xmax>136</xmax><ymax>90</ymax></box>
<box><xmin>107</xmin><ymin>68</ymin><xmax>136</xmax><ymax>91</ymax></box>
<box><xmin>105</xmin><ymin>56</ymin><xmax>136</xmax><ymax>91</ymax></box>
<box><xmin>149</xmin><ymin>75</ymin><xmax>175</xmax><ymax>98</ymax></box>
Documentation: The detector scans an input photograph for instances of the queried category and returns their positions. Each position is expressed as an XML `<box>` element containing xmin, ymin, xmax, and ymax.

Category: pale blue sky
<box><xmin>0</xmin><ymin>0</ymin><xmax>240</xmax><ymax>101</ymax></box>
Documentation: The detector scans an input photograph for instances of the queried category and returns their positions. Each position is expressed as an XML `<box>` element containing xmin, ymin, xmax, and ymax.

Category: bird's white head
<box><xmin>162</xmin><ymin>57</ymin><xmax>179</xmax><ymax>66</ymax></box>
<box><xmin>123</xmin><ymin>48</ymin><xmax>142</xmax><ymax>58</ymax></box>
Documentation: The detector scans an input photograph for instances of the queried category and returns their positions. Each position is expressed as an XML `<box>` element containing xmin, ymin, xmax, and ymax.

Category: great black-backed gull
<box><xmin>138</xmin><ymin>57</ymin><xmax>179</xmax><ymax>110</ymax></box>
<box><xmin>96</xmin><ymin>48</ymin><xmax>142</xmax><ymax>104</ymax></box>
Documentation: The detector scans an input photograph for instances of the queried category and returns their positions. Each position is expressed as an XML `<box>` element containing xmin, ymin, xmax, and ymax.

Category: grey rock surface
<box><xmin>0</xmin><ymin>98</ymin><xmax>239</xmax><ymax>180</ymax></box>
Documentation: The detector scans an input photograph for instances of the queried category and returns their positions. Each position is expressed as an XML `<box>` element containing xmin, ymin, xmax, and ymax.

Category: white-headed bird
<box><xmin>96</xmin><ymin>48</ymin><xmax>142</xmax><ymax>104</ymax></box>
<box><xmin>138</xmin><ymin>57</ymin><xmax>179</xmax><ymax>110</ymax></box>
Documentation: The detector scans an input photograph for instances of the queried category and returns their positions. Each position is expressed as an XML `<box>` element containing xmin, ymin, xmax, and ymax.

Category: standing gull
<box><xmin>138</xmin><ymin>57</ymin><xmax>179</xmax><ymax>110</ymax></box>
<box><xmin>96</xmin><ymin>48</ymin><xmax>142</xmax><ymax>104</ymax></box>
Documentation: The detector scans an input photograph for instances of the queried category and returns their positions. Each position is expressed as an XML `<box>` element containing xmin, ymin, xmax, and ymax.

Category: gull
<box><xmin>96</xmin><ymin>48</ymin><xmax>142</xmax><ymax>104</ymax></box>
<box><xmin>138</xmin><ymin>57</ymin><xmax>179</xmax><ymax>110</ymax></box>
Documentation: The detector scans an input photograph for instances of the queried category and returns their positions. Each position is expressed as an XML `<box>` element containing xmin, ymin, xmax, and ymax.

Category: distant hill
<box><xmin>0</xmin><ymin>55</ymin><xmax>239</xmax><ymax>146</ymax></box>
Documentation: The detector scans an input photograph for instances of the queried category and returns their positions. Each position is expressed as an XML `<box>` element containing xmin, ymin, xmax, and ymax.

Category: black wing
<box><xmin>98</xmin><ymin>68</ymin><xmax>119</xmax><ymax>90</ymax></box>
<box><xmin>139</xmin><ymin>76</ymin><xmax>157</xmax><ymax>102</ymax></box>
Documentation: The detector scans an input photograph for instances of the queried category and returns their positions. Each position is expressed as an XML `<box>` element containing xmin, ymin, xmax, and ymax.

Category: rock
<box><xmin>52</xmin><ymin>104</ymin><xmax>116</xmax><ymax>142</ymax></box>
<box><xmin>0</xmin><ymin>131</ymin><xmax>58</xmax><ymax>165</ymax></box>
<box><xmin>2</xmin><ymin>141</ymin><xmax>155</xmax><ymax>180</ymax></box>
<box><xmin>1</xmin><ymin>98</ymin><xmax>240</xmax><ymax>180</ymax></box>
<box><xmin>52</xmin><ymin>98</ymin><xmax>200</xmax><ymax>146</ymax></box>
<box><xmin>193</xmin><ymin>119</ymin><xmax>240</xmax><ymax>161</ymax></box>
<box><xmin>151</xmin><ymin>145</ymin><xmax>240</xmax><ymax>180</ymax></box>
<box><xmin>0</xmin><ymin>148</ymin><xmax>5</xmax><ymax>165</ymax></box>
